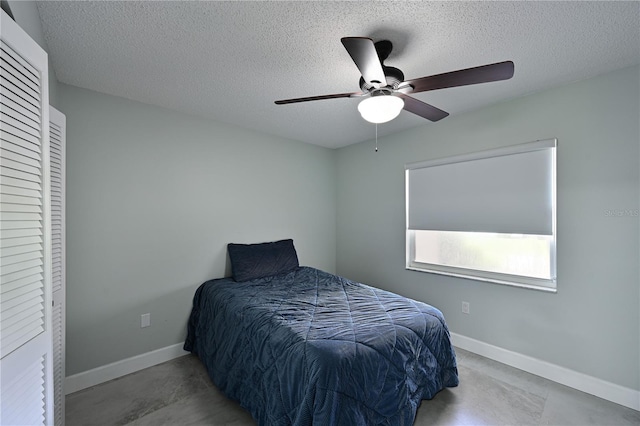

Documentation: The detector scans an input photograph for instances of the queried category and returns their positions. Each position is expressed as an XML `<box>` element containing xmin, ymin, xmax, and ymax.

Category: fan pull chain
<box><xmin>375</xmin><ymin>123</ymin><xmax>378</xmax><ymax>152</ymax></box>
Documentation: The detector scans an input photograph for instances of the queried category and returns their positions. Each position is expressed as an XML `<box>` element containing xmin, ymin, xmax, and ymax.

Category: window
<box><xmin>406</xmin><ymin>139</ymin><xmax>557</xmax><ymax>291</ymax></box>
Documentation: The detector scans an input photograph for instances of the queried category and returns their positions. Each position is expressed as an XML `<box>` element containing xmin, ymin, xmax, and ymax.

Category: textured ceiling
<box><xmin>36</xmin><ymin>1</ymin><xmax>640</xmax><ymax>149</ymax></box>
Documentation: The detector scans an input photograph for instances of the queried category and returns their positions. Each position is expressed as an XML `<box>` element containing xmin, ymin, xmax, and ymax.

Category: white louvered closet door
<box><xmin>1</xmin><ymin>9</ymin><xmax>53</xmax><ymax>426</ymax></box>
<box><xmin>50</xmin><ymin>106</ymin><xmax>65</xmax><ymax>426</ymax></box>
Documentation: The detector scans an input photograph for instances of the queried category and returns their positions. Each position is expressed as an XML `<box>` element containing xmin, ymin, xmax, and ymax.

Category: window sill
<box><xmin>406</xmin><ymin>265</ymin><xmax>557</xmax><ymax>293</ymax></box>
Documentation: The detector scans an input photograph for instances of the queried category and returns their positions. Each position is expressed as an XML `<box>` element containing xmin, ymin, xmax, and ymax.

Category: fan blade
<box><xmin>341</xmin><ymin>37</ymin><xmax>387</xmax><ymax>88</ymax></box>
<box><xmin>398</xmin><ymin>94</ymin><xmax>449</xmax><ymax>122</ymax></box>
<box><xmin>275</xmin><ymin>92</ymin><xmax>360</xmax><ymax>105</ymax></box>
<box><xmin>406</xmin><ymin>61</ymin><xmax>514</xmax><ymax>94</ymax></box>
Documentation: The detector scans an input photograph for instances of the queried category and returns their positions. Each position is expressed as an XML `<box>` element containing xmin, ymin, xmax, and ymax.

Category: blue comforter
<box><xmin>184</xmin><ymin>267</ymin><xmax>458</xmax><ymax>425</ymax></box>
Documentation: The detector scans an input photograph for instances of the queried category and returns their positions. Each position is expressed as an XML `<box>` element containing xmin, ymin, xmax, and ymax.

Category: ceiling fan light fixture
<box><xmin>357</xmin><ymin>94</ymin><xmax>404</xmax><ymax>124</ymax></box>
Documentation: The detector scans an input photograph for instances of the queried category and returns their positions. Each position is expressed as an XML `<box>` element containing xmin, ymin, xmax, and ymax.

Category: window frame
<box><xmin>405</xmin><ymin>139</ymin><xmax>557</xmax><ymax>292</ymax></box>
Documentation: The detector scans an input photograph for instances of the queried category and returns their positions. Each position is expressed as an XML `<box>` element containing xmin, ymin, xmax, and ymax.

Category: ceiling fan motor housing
<box><xmin>359</xmin><ymin>66</ymin><xmax>405</xmax><ymax>91</ymax></box>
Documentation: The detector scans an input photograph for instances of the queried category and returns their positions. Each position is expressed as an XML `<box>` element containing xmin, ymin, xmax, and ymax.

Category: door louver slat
<box><xmin>1</xmin><ymin>355</ymin><xmax>46</xmax><ymax>425</ymax></box>
<box><xmin>50</xmin><ymin>105</ymin><xmax>66</xmax><ymax>424</ymax></box>
<box><xmin>1</xmin><ymin>11</ymin><xmax>52</xmax><ymax>426</ymax></box>
<box><xmin>0</xmin><ymin>31</ymin><xmax>45</xmax><ymax>360</ymax></box>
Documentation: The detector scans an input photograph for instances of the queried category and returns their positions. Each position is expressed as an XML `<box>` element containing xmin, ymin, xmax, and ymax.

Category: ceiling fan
<box><xmin>275</xmin><ymin>37</ymin><xmax>514</xmax><ymax>124</ymax></box>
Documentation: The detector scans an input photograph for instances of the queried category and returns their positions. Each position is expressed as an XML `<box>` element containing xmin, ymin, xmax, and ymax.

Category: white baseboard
<box><xmin>65</xmin><ymin>343</ymin><xmax>189</xmax><ymax>395</ymax></box>
<box><xmin>450</xmin><ymin>332</ymin><xmax>640</xmax><ymax>411</ymax></box>
<box><xmin>65</xmin><ymin>335</ymin><xmax>640</xmax><ymax>412</ymax></box>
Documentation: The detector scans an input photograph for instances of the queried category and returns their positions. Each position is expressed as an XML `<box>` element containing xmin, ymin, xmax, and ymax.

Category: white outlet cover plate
<box><xmin>141</xmin><ymin>313</ymin><xmax>151</xmax><ymax>328</ymax></box>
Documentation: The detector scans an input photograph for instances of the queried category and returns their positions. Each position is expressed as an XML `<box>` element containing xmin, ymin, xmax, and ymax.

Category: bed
<box><xmin>184</xmin><ymin>240</ymin><xmax>458</xmax><ymax>425</ymax></box>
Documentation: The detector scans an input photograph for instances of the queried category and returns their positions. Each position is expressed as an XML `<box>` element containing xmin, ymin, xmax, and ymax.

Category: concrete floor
<box><xmin>66</xmin><ymin>348</ymin><xmax>640</xmax><ymax>426</ymax></box>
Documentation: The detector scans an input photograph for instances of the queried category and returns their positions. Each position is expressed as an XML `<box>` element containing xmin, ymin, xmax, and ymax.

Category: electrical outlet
<box><xmin>462</xmin><ymin>302</ymin><xmax>470</xmax><ymax>314</ymax></box>
<box><xmin>141</xmin><ymin>313</ymin><xmax>151</xmax><ymax>328</ymax></box>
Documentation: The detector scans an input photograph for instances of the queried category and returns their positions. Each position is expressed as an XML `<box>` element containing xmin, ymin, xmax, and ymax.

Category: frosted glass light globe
<box><xmin>357</xmin><ymin>95</ymin><xmax>404</xmax><ymax>124</ymax></box>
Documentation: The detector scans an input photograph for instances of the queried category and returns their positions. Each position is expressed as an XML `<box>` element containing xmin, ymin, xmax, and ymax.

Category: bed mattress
<box><xmin>185</xmin><ymin>266</ymin><xmax>458</xmax><ymax>425</ymax></box>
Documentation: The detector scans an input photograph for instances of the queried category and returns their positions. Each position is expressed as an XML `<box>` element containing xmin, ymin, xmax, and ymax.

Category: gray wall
<box><xmin>336</xmin><ymin>65</ymin><xmax>639</xmax><ymax>391</ymax></box>
<box><xmin>7</xmin><ymin>0</ymin><xmax>59</xmax><ymax>107</ymax></box>
<box><xmin>58</xmin><ymin>84</ymin><xmax>336</xmax><ymax>375</ymax></box>
<box><xmin>7</xmin><ymin>2</ymin><xmax>639</xmax><ymax>389</ymax></box>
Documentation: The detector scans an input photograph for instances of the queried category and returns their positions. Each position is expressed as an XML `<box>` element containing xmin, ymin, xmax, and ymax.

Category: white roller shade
<box><xmin>407</xmin><ymin>139</ymin><xmax>556</xmax><ymax>235</ymax></box>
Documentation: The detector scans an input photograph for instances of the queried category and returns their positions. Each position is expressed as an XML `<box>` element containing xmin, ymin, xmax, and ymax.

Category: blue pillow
<box><xmin>228</xmin><ymin>239</ymin><xmax>299</xmax><ymax>282</ymax></box>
